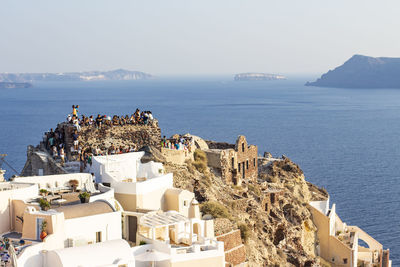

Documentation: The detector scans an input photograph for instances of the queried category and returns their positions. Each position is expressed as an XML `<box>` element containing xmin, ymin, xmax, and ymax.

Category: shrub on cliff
<box><xmin>192</xmin><ymin>149</ymin><xmax>208</xmax><ymax>173</ymax></box>
<box><xmin>247</xmin><ymin>184</ymin><xmax>261</xmax><ymax>196</ymax></box>
<box><xmin>200</xmin><ymin>201</ymin><xmax>231</xmax><ymax>219</ymax></box>
<box><xmin>238</xmin><ymin>223</ymin><xmax>250</xmax><ymax>242</ymax></box>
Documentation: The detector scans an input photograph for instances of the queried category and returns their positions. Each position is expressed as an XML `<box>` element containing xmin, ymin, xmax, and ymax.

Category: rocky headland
<box><xmin>234</xmin><ymin>73</ymin><xmax>286</xmax><ymax>81</ymax></box>
<box><xmin>306</xmin><ymin>55</ymin><xmax>400</xmax><ymax>88</ymax></box>
<box><xmin>0</xmin><ymin>69</ymin><xmax>153</xmax><ymax>83</ymax></box>
<box><xmin>19</xmin><ymin>117</ymin><xmax>390</xmax><ymax>266</ymax></box>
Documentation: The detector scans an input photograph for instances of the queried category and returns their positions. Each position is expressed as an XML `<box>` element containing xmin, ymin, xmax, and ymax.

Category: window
<box><xmin>96</xmin><ymin>231</ymin><xmax>102</xmax><ymax>243</ymax></box>
<box><xmin>246</xmin><ymin>160</ymin><xmax>249</xmax><ymax>170</ymax></box>
<box><xmin>231</xmin><ymin>157</ymin><xmax>234</xmax><ymax>168</ymax></box>
<box><xmin>270</xmin><ymin>193</ymin><xmax>275</xmax><ymax>204</ymax></box>
<box><xmin>238</xmin><ymin>163</ymin><xmax>241</xmax><ymax>172</ymax></box>
<box><xmin>183</xmin><ymin>200</ymin><xmax>188</xmax><ymax>207</ymax></box>
<box><xmin>242</xmin><ymin>143</ymin><xmax>245</xmax><ymax>152</ymax></box>
<box><xmin>253</xmin><ymin>158</ymin><xmax>256</xmax><ymax>167</ymax></box>
<box><xmin>343</xmin><ymin>259</ymin><xmax>348</xmax><ymax>264</ymax></box>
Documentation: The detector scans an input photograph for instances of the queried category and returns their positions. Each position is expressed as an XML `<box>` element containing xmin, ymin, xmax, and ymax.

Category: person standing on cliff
<box><xmin>72</xmin><ymin>131</ymin><xmax>79</xmax><ymax>151</ymax></box>
<box><xmin>95</xmin><ymin>114</ymin><xmax>103</xmax><ymax>129</ymax></box>
<box><xmin>59</xmin><ymin>147</ymin><xmax>65</xmax><ymax>166</ymax></box>
<box><xmin>72</xmin><ymin>105</ymin><xmax>79</xmax><ymax>117</ymax></box>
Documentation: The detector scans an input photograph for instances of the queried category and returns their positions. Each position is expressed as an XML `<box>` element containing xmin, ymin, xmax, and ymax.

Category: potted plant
<box><xmin>69</xmin><ymin>179</ymin><xmax>79</xmax><ymax>192</ymax></box>
<box><xmin>39</xmin><ymin>189</ymin><xmax>48</xmax><ymax>197</ymax></box>
<box><xmin>40</xmin><ymin>220</ymin><xmax>47</xmax><ymax>241</ymax></box>
<box><xmin>78</xmin><ymin>192</ymin><xmax>90</xmax><ymax>203</ymax></box>
<box><xmin>39</xmin><ymin>198</ymin><xmax>50</xmax><ymax>211</ymax></box>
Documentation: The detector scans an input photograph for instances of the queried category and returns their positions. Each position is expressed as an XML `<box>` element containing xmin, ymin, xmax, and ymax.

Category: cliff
<box><xmin>166</xmin><ymin>154</ymin><xmax>328</xmax><ymax>266</ymax></box>
<box><xmin>0</xmin><ymin>69</ymin><xmax>153</xmax><ymax>83</ymax></box>
<box><xmin>306</xmin><ymin>55</ymin><xmax>400</xmax><ymax>88</ymax></box>
<box><xmin>234</xmin><ymin>73</ymin><xmax>286</xmax><ymax>81</ymax></box>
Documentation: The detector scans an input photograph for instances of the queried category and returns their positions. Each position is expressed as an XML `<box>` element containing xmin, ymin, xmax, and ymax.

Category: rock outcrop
<box><xmin>21</xmin><ymin>119</ymin><xmax>330</xmax><ymax>265</ymax></box>
<box><xmin>20</xmin><ymin>145</ymin><xmax>67</xmax><ymax>176</ymax></box>
<box><xmin>306</xmin><ymin>54</ymin><xmax>400</xmax><ymax>88</ymax></box>
<box><xmin>164</xmin><ymin>153</ymin><xmax>328</xmax><ymax>266</ymax></box>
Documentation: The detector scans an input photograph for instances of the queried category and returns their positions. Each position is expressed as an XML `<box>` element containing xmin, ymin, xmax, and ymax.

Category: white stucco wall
<box><xmin>132</xmin><ymin>241</ymin><xmax>225</xmax><ymax>267</ymax></box>
<box><xmin>137</xmin><ymin>161</ymin><xmax>164</xmax><ymax>179</ymax></box>
<box><xmin>16</xmin><ymin>242</ymin><xmax>44</xmax><ymax>267</ymax></box>
<box><xmin>309</xmin><ymin>198</ymin><xmax>330</xmax><ymax>215</ymax></box>
<box><xmin>329</xmin><ymin>204</ymin><xmax>336</xmax><ymax>236</ymax></box>
<box><xmin>15</xmin><ymin>173</ymin><xmax>92</xmax><ymax>190</ymax></box>
<box><xmin>45</xmin><ymin>239</ymin><xmax>135</xmax><ymax>267</ymax></box>
<box><xmin>113</xmin><ymin>173</ymin><xmax>173</xmax><ymax>196</ymax></box>
<box><xmin>92</xmin><ymin>152</ymin><xmax>145</xmax><ymax>183</ymax></box>
<box><xmin>0</xmin><ymin>182</ymin><xmax>38</xmax><ymax>234</ymax></box>
<box><xmin>63</xmin><ymin>211</ymin><xmax>122</xmax><ymax>245</ymax></box>
<box><xmin>89</xmin><ymin>185</ymin><xmax>115</xmax><ymax>208</ymax></box>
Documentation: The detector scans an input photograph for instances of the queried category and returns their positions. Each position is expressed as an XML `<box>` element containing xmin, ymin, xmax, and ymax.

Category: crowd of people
<box><xmin>66</xmin><ymin>105</ymin><xmax>154</xmax><ymax>132</ymax></box>
<box><xmin>43</xmin><ymin>127</ymin><xmax>66</xmax><ymax>165</ymax></box>
<box><xmin>161</xmin><ymin>135</ymin><xmax>193</xmax><ymax>152</ymax></box>
<box><xmin>42</xmin><ymin>106</ymin><xmax>153</xmax><ymax>172</ymax></box>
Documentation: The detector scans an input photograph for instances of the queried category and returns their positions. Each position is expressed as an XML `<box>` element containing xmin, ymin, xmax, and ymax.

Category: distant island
<box><xmin>0</xmin><ymin>82</ymin><xmax>32</xmax><ymax>89</ymax></box>
<box><xmin>306</xmin><ymin>55</ymin><xmax>400</xmax><ymax>88</ymax></box>
<box><xmin>234</xmin><ymin>73</ymin><xmax>286</xmax><ymax>81</ymax></box>
<box><xmin>0</xmin><ymin>69</ymin><xmax>153</xmax><ymax>83</ymax></box>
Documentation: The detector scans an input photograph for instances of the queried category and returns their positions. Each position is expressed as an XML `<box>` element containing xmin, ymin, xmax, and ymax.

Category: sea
<box><xmin>0</xmin><ymin>77</ymin><xmax>399</xmax><ymax>264</ymax></box>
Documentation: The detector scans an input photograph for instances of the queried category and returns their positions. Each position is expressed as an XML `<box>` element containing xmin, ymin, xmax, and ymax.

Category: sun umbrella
<box><xmin>135</xmin><ymin>249</ymin><xmax>170</xmax><ymax>267</ymax></box>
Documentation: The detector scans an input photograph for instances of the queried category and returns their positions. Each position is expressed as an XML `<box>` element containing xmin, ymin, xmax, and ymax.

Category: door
<box><xmin>36</xmin><ymin>218</ymin><xmax>44</xmax><ymax>240</ymax></box>
<box><xmin>128</xmin><ymin>216</ymin><xmax>137</xmax><ymax>243</ymax></box>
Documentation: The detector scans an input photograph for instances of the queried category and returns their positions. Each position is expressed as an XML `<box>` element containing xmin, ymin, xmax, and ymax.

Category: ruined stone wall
<box><xmin>220</xmin><ymin>149</ymin><xmax>238</xmax><ymax>185</ymax></box>
<box><xmin>205</xmin><ymin>150</ymin><xmax>224</xmax><ymax>169</ymax></box>
<box><xmin>261</xmin><ymin>190</ymin><xmax>284</xmax><ymax>215</ymax></box>
<box><xmin>161</xmin><ymin>148</ymin><xmax>193</xmax><ymax>164</ymax></box>
<box><xmin>216</xmin><ymin>229</ymin><xmax>246</xmax><ymax>266</ymax></box>
<box><xmin>206</xmin><ymin>141</ymin><xmax>235</xmax><ymax>150</ymax></box>
<box><xmin>205</xmin><ymin>136</ymin><xmax>258</xmax><ymax>185</ymax></box>
<box><xmin>235</xmin><ymin>136</ymin><xmax>258</xmax><ymax>182</ymax></box>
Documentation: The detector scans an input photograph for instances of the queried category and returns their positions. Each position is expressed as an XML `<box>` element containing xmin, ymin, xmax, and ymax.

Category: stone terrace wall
<box><xmin>59</xmin><ymin>120</ymin><xmax>161</xmax><ymax>159</ymax></box>
<box><xmin>216</xmin><ymin>229</ymin><xmax>246</xmax><ymax>266</ymax></box>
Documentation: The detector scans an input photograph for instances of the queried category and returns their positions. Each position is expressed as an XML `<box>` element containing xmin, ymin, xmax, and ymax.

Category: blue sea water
<box><xmin>0</xmin><ymin>78</ymin><xmax>399</xmax><ymax>264</ymax></box>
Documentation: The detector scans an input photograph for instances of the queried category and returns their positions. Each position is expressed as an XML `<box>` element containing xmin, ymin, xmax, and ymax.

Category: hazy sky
<box><xmin>1</xmin><ymin>0</ymin><xmax>400</xmax><ymax>75</ymax></box>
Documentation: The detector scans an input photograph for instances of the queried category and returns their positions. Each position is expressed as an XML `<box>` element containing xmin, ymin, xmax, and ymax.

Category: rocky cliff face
<box><xmin>20</xmin><ymin>119</ymin><xmax>329</xmax><ymax>265</ymax></box>
<box><xmin>306</xmin><ymin>54</ymin><xmax>400</xmax><ymax>88</ymax></box>
<box><xmin>165</xmin><ymin>154</ymin><xmax>328</xmax><ymax>266</ymax></box>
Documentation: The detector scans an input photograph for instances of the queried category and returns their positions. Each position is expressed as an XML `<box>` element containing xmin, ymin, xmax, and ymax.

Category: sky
<box><xmin>1</xmin><ymin>0</ymin><xmax>400</xmax><ymax>76</ymax></box>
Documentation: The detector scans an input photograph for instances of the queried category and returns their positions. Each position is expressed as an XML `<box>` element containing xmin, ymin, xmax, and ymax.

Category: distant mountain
<box><xmin>0</xmin><ymin>69</ymin><xmax>154</xmax><ymax>83</ymax></box>
<box><xmin>0</xmin><ymin>82</ymin><xmax>32</xmax><ymax>89</ymax></box>
<box><xmin>306</xmin><ymin>55</ymin><xmax>400</xmax><ymax>88</ymax></box>
<box><xmin>234</xmin><ymin>73</ymin><xmax>286</xmax><ymax>81</ymax></box>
